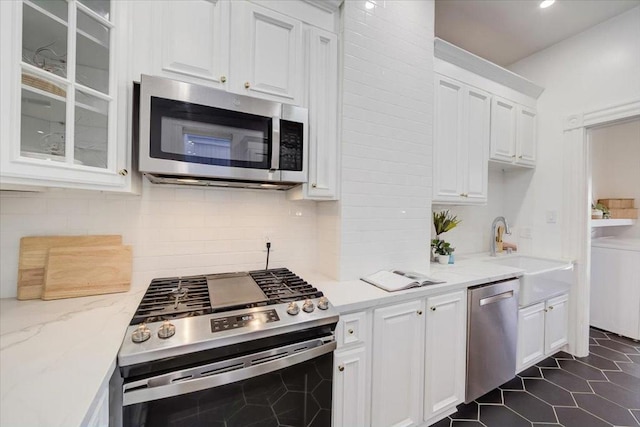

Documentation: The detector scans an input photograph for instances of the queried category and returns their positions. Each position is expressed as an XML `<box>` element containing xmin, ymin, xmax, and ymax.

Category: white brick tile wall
<box><xmin>337</xmin><ymin>0</ymin><xmax>434</xmax><ymax>279</ymax></box>
<box><xmin>0</xmin><ymin>179</ymin><xmax>318</xmax><ymax>298</ymax></box>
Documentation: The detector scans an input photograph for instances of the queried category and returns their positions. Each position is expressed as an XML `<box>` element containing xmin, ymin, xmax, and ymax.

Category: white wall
<box><xmin>0</xmin><ymin>180</ymin><xmax>318</xmax><ymax>298</ymax></box>
<box><xmin>336</xmin><ymin>0</ymin><xmax>434</xmax><ymax>279</ymax></box>
<box><xmin>591</xmin><ymin>118</ymin><xmax>640</xmax><ymax>238</ymax></box>
<box><xmin>507</xmin><ymin>6</ymin><xmax>640</xmax><ymax>257</ymax></box>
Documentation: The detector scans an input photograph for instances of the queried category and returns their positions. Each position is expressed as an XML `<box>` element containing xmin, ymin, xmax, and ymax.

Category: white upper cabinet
<box><xmin>153</xmin><ymin>0</ymin><xmax>229</xmax><ymax>87</ymax></box>
<box><xmin>433</xmin><ymin>74</ymin><xmax>489</xmax><ymax>205</ymax></box>
<box><xmin>0</xmin><ymin>0</ymin><xmax>134</xmax><ymax>192</ymax></box>
<box><xmin>489</xmin><ymin>96</ymin><xmax>537</xmax><ymax>168</ymax></box>
<box><xmin>229</xmin><ymin>2</ymin><xmax>303</xmax><ymax>105</ymax></box>
<box><xmin>490</xmin><ymin>96</ymin><xmax>517</xmax><ymax>163</ymax></box>
<box><xmin>516</xmin><ymin>105</ymin><xmax>537</xmax><ymax>166</ymax></box>
<box><xmin>302</xmin><ymin>27</ymin><xmax>339</xmax><ymax>200</ymax></box>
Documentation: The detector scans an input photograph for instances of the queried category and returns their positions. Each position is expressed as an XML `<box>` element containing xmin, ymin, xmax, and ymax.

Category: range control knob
<box><xmin>287</xmin><ymin>302</ymin><xmax>300</xmax><ymax>315</ymax></box>
<box><xmin>157</xmin><ymin>321</ymin><xmax>176</xmax><ymax>339</ymax></box>
<box><xmin>302</xmin><ymin>299</ymin><xmax>315</xmax><ymax>313</ymax></box>
<box><xmin>131</xmin><ymin>324</ymin><xmax>151</xmax><ymax>343</ymax></box>
<box><xmin>317</xmin><ymin>296</ymin><xmax>329</xmax><ymax>310</ymax></box>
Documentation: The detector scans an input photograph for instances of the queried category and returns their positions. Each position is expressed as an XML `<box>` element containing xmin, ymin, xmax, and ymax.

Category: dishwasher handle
<box><xmin>479</xmin><ymin>290</ymin><xmax>515</xmax><ymax>306</ymax></box>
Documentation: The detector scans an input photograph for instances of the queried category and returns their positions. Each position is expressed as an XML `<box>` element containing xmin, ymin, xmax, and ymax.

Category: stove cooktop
<box><xmin>130</xmin><ymin>268</ymin><xmax>324</xmax><ymax>325</ymax></box>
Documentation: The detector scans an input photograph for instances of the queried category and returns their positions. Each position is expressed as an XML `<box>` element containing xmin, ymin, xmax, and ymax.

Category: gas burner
<box><xmin>129</xmin><ymin>268</ymin><xmax>324</xmax><ymax>326</ymax></box>
<box><xmin>130</xmin><ymin>275</ymin><xmax>211</xmax><ymax>325</ymax></box>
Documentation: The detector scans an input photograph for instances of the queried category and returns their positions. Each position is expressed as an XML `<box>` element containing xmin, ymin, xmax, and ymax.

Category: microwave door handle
<box><xmin>270</xmin><ymin>117</ymin><xmax>280</xmax><ymax>171</ymax></box>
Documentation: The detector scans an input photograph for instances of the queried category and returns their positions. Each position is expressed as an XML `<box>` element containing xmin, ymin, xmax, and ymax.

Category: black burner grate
<box><xmin>250</xmin><ymin>268</ymin><xmax>323</xmax><ymax>303</ymax></box>
<box><xmin>130</xmin><ymin>275</ymin><xmax>212</xmax><ymax>325</ymax></box>
<box><xmin>131</xmin><ymin>268</ymin><xmax>324</xmax><ymax>325</ymax></box>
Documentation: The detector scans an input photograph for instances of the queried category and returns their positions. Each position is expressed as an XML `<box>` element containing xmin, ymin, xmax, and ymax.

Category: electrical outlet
<box><xmin>546</xmin><ymin>210</ymin><xmax>558</xmax><ymax>224</ymax></box>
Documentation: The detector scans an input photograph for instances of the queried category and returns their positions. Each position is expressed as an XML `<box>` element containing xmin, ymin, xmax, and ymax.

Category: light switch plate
<box><xmin>546</xmin><ymin>210</ymin><xmax>558</xmax><ymax>224</ymax></box>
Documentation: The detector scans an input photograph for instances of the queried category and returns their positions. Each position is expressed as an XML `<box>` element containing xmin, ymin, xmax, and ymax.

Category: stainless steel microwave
<box><xmin>138</xmin><ymin>75</ymin><xmax>308</xmax><ymax>189</ymax></box>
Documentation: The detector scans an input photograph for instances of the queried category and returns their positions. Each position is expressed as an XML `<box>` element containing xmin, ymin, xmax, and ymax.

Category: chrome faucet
<box><xmin>490</xmin><ymin>216</ymin><xmax>512</xmax><ymax>256</ymax></box>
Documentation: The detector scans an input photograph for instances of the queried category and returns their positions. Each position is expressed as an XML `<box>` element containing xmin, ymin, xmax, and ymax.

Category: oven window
<box><xmin>123</xmin><ymin>352</ymin><xmax>332</xmax><ymax>427</ymax></box>
<box><xmin>150</xmin><ymin>97</ymin><xmax>272</xmax><ymax>169</ymax></box>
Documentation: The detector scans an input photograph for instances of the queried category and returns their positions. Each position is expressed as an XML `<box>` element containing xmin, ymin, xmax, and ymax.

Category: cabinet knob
<box><xmin>338</xmin><ymin>365</ymin><xmax>345</xmax><ymax>372</ymax></box>
<box><xmin>348</xmin><ymin>329</ymin><xmax>354</xmax><ymax>335</ymax></box>
<box><xmin>518</xmin><ymin>155</ymin><xmax>523</xmax><ymax>159</ymax></box>
<box><xmin>430</xmin><ymin>306</ymin><xmax>436</xmax><ymax>311</ymax></box>
<box><xmin>544</xmin><ymin>308</ymin><xmax>548</xmax><ymax>312</ymax></box>
<box><xmin>312</xmin><ymin>183</ymin><xmax>317</xmax><ymax>188</ymax></box>
<box><xmin>118</xmin><ymin>169</ymin><xmax>128</xmax><ymax>176</ymax></box>
<box><xmin>244</xmin><ymin>82</ymin><xmax>251</xmax><ymax>89</ymax></box>
<box><xmin>417</xmin><ymin>310</ymin><xmax>423</xmax><ymax>315</ymax></box>
<box><xmin>220</xmin><ymin>75</ymin><xmax>227</xmax><ymax>83</ymax></box>
<box><xmin>511</xmin><ymin>155</ymin><xmax>516</xmax><ymax>158</ymax></box>
<box><xmin>548</xmin><ymin>306</ymin><xmax>554</xmax><ymax>310</ymax></box>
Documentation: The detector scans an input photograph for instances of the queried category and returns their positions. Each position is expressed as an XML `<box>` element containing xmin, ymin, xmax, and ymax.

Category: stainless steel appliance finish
<box><xmin>466</xmin><ymin>278</ymin><xmax>520</xmax><ymax>403</ymax></box>
<box><xmin>116</xmin><ymin>268</ymin><xmax>338</xmax><ymax>427</ymax></box>
<box><xmin>138</xmin><ymin>74</ymin><xmax>308</xmax><ymax>188</ymax></box>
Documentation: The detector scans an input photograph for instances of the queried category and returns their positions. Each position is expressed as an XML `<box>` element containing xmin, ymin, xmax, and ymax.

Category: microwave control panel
<box><xmin>280</xmin><ymin>120</ymin><xmax>303</xmax><ymax>171</ymax></box>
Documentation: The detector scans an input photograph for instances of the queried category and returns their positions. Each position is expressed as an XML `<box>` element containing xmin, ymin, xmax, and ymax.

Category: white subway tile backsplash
<box><xmin>0</xmin><ymin>179</ymin><xmax>318</xmax><ymax>298</ymax></box>
<box><xmin>334</xmin><ymin>0</ymin><xmax>434</xmax><ymax>279</ymax></box>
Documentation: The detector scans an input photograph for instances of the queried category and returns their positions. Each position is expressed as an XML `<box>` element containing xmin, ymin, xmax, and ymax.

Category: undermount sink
<box><xmin>484</xmin><ymin>255</ymin><xmax>574</xmax><ymax>306</ymax></box>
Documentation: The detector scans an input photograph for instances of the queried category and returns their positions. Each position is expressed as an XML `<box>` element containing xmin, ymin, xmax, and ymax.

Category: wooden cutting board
<box><xmin>42</xmin><ymin>245</ymin><xmax>132</xmax><ymax>300</ymax></box>
<box><xmin>17</xmin><ymin>235</ymin><xmax>122</xmax><ymax>300</ymax></box>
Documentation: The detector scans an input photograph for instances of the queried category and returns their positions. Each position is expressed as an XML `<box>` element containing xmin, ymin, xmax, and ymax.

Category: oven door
<box><xmin>122</xmin><ymin>336</ymin><xmax>334</xmax><ymax>427</ymax></box>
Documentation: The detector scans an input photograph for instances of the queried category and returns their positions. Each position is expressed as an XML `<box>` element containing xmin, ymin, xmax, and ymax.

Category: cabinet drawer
<box><xmin>336</xmin><ymin>311</ymin><xmax>368</xmax><ymax>348</ymax></box>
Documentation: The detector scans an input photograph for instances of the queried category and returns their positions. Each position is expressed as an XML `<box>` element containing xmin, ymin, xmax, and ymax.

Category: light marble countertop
<box><xmin>0</xmin><ymin>284</ymin><xmax>147</xmax><ymax>427</ymax></box>
<box><xmin>0</xmin><ymin>257</ymin><xmax>523</xmax><ymax>427</ymax></box>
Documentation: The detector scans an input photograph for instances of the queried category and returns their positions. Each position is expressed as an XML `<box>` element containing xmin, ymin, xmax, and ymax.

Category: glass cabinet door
<box><xmin>20</xmin><ymin>0</ymin><xmax>114</xmax><ymax>170</ymax></box>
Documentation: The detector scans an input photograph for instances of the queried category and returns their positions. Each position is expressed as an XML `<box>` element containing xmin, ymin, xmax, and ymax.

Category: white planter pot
<box><xmin>437</xmin><ymin>255</ymin><xmax>450</xmax><ymax>264</ymax></box>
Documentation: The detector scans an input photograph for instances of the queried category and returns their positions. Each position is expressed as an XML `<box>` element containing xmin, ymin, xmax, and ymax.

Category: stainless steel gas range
<box><xmin>113</xmin><ymin>268</ymin><xmax>338</xmax><ymax>427</ymax></box>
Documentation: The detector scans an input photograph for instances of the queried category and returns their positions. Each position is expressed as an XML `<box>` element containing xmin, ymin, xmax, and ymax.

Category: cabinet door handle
<box><xmin>511</xmin><ymin>155</ymin><xmax>516</xmax><ymax>158</ymax></box>
<box><xmin>548</xmin><ymin>306</ymin><xmax>554</xmax><ymax>310</ymax></box>
<box><xmin>348</xmin><ymin>329</ymin><xmax>354</xmax><ymax>335</ymax></box>
<box><xmin>338</xmin><ymin>365</ymin><xmax>345</xmax><ymax>372</ymax></box>
<box><xmin>417</xmin><ymin>310</ymin><xmax>423</xmax><ymax>315</ymax></box>
<box><xmin>220</xmin><ymin>75</ymin><xmax>227</xmax><ymax>83</ymax></box>
<box><xmin>244</xmin><ymin>82</ymin><xmax>251</xmax><ymax>89</ymax></box>
<box><xmin>430</xmin><ymin>306</ymin><xmax>436</xmax><ymax>311</ymax></box>
<box><xmin>118</xmin><ymin>169</ymin><xmax>128</xmax><ymax>176</ymax></box>
<box><xmin>312</xmin><ymin>183</ymin><xmax>317</xmax><ymax>188</ymax></box>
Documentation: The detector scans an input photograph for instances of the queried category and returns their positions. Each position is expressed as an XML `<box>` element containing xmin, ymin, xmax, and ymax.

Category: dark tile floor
<box><xmin>430</xmin><ymin>327</ymin><xmax>640</xmax><ymax>427</ymax></box>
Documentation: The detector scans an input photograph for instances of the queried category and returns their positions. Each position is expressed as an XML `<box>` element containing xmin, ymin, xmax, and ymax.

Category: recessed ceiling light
<box><xmin>539</xmin><ymin>0</ymin><xmax>555</xmax><ymax>8</ymax></box>
<box><xmin>365</xmin><ymin>1</ymin><xmax>375</xmax><ymax>10</ymax></box>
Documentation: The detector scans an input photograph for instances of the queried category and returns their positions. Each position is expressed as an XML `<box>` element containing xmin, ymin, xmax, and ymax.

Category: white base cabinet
<box><xmin>334</xmin><ymin>346</ymin><xmax>368</xmax><ymax>427</ymax></box>
<box><xmin>517</xmin><ymin>293</ymin><xmax>569</xmax><ymax>371</ymax></box>
<box><xmin>371</xmin><ymin>300</ymin><xmax>425</xmax><ymax>427</ymax></box>
<box><xmin>333</xmin><ymin>311</ymin><xmax>370</xmax><ymax>427</ymax></box>
<box><xmin>423</xmin><ymin>290</ymin><xmax>467</xmax><ymax>424</ymax></box>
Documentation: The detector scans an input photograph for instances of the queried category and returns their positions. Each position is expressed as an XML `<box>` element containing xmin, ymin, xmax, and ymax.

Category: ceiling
<box><xmin>435</xmin><ymin>0</ymin><xmax>640</xmax><ymax>67</ymax></box>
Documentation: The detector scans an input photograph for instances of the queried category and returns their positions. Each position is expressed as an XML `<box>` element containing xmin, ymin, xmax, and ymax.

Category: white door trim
<box><xmin>562</xmin><ymin>98</ymin><xmax>640</xmax><ymax>357</ymax></box>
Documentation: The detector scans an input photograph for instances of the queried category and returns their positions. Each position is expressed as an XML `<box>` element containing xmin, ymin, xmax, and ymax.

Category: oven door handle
<box><xmin>122</xmin><ymin>338</ymin><xmax>336</xmax><ymax>406</ymax></box>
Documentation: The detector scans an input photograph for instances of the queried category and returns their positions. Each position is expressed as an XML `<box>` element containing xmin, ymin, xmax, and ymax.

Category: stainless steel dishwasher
<box><xmin>466</xmin><ymin>278</ymin><xmax>520</xmax><ymax>403</ymax></box>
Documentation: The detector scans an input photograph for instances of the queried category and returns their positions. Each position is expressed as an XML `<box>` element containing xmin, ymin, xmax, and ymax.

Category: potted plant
<box><xmin>431</xmin><ymin>210</ymin><xmax>461</xmax><ymax>261</ymax></box>
<box><xmin>433</xmin><ymin>239</ymin><xmax>455</xmax><ymax>264</ymax></box>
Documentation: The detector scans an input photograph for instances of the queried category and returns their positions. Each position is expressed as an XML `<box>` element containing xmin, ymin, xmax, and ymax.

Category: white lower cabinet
<box><xmin>372</xmin><ymin>300</ymin><xmax>425</xmax><ymax>427</ymax></box>
<box><xmin>333</xmin><ymin>311</ymin><xmax>370</xmax><ymax>427</ymax></box>
<box><xmin>334</xmin><ymin>290</ymin><xmax>469</xmax><ymax>427</ymax></box>
<box><xmin>334</xmin><ymin>346</ymin><xmax>368</xmax><ymax>427</ymax></box>
<box><xmin>423</xmin><ymin>290</ymin><xmax>467</xmax><ymax>424</ymax></box>
<box><xmin>517</xmin><ymin>293</ymin><xmax>569</xmax><ymax>371</ymax></box>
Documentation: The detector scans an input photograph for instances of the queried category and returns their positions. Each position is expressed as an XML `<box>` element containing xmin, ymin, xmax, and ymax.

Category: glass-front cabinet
<box><xmin>0</xmin><ymin>0</ymin><xmax>133</xmax><ymax>191</ymax></box>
